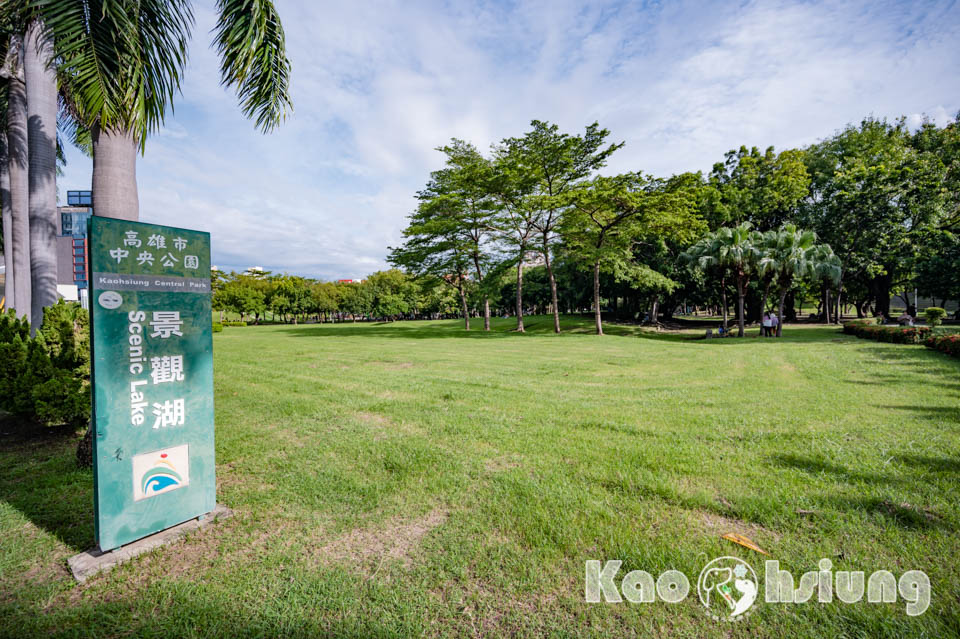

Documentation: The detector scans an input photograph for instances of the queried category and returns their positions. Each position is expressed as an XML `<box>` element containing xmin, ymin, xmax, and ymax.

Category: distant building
<box><xmin>56</xmin><ymin>190</ymin><xmax>94</xmax><ymax>308</ymax></box>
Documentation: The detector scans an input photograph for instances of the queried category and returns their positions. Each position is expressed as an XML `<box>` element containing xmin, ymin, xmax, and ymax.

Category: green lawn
<box><xmin>2</xmin><ymin>317</ymin><xmax>959</xmax><ymax>637</ymax></box>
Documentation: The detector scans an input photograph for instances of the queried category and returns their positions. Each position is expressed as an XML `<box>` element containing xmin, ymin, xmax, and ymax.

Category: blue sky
<box><xmin>58</xmin><ymin>0</ymin><xmax>960</xmax><ymax>280</ymax></box>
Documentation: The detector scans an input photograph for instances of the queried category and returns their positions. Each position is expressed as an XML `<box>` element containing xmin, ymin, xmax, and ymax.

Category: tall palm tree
<box><xmin>758</xmin><ymin>224</ymin><xmax>841</xmax><ymax>337</ymax></box>
<box><xmin>685</xmin><ymin>223</ymin><xmax>759</xmax><ymax>337</ymax></box>
<box><xmin>24</xmin><ymin>19</ymin><xmax>58</xmax><ymax>327</ymax></box>
<box><xmin>44</xmin><ymin>0</ymin><xmax>292</xmax><ymax>221</ymax></box>
<box><xmin>1</xmin><ymin>99</ymin><xmax>12</xmax><ymax>310</ymax></box>
<box><xmin>1</xmin><ymin>33</ymin><xmax>30</xmax><ymax>319</ymax></box>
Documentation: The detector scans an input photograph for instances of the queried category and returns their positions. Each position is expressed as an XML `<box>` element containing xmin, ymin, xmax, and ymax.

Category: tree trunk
<box><xmin>515</xmin><ymin>249</ymin><xmax>524</xmax><ymax>332</ymax></box>
<box><xmin>760</xmin><ymin>283</ymin><xmax>770</xmax><ymax>337</ymax></box>
<box><xmin>1</xmin><ymin>130</ymin><xmax>13</xmax><ymax>310</ymax></box>
<box><xmin>6</xmin><ymin>67</ymin><xmax>31</xmax><ymax>320</ymax></box>
<box><xmin>736</xmin><ymin>278</ymin><xmax>745</xmax><ymax>337</ymax></box>
<box><xmin>471</xmin><ymin>254</ymin><xmax>489</xmax><ymax>331</ymax></box>
<box><xmin>777</xmin><ymin>289</ymin><xmax>788</xmax><ymax>337</ymax></box>
<box><xmin>458</xmin><ymin>280</ymin><xmax>469</xmax><ymax>330</ymax></box>
<box><xmin>25</xmin><ymin>20</ymin><xmax>59</xmax><ymax>330</ymax></box>
<box><xmin>92</xmin><ymin>125</ymin><xmax>139</xmax><ymax>220</ymax></box>
<box><xmin>593</xmin><ymin>259</ymin><xmax>603</xmax><ymax>335</ymax></box>
<box><xmin>649</xmin><ymin>295</ymin><xmax>659</xmax><ymax>325</ymax></box>
<box><xmin>543</xmin><ymin>233</ymin><xmax>560</xmax><ymax>333</ymax></box>
<box><xmin>720</xmin><ymin>277</ymin><xmax>728</xmax><ymax>331</ymax></box>
<box><xmin>824</xmin><ymin>287</ymin><xmax>831</xmax><ymax>324</ymax></box>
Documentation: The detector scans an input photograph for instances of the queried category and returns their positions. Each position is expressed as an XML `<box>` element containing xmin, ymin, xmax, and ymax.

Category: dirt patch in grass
<box><xmin>356</xmin><ymin>412</ymin><xmax>392</xmax><ymax>426</ymax></box>
<box><xmin>484</xmin><ymin>456</ymin><xmax>522</xmax><ymax>473</ymax></box>
<box><xmin>696</xmin><ymin>510</ymin><xmax>781</xmax><ymax>544</ymax></box>
<box><xmin>371</xmin><ymin>360</ymin><xmax>414</xmax><ymax>370</ymax></box>
<box><xmin>319</xmin><ymin>508</ymin><xmax>447</xmax><ymax>568</ymax></box>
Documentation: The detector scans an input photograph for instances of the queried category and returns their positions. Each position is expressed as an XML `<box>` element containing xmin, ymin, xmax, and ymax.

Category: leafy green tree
<box><xmin>366</xmin><ymin>269</ymin><xmax>418</xmax><ymax>320</ymax></box>
<box><xmin>310</xmin><ymin>281</ymin><xmax>340</xmax><ymax>322</ymax></box>
<box><xmin>389</xmin><ymin>173</ymin><xmax>474</xmax><ymax>329</ymax></box>
<box><xmin>414</xmin><ymin>139</ymin><xmax>499</xmax><ymax>330</ymax></box>
<box><xmin>339</xmin><ymin>281</ymin><xmax>373</xmax><ymax>321</ymax></box>
<box><xmin>916</xmin><ymin>230</ymin><xmax>960</xmax><ymax>309</ymax></box>
<box><xmin>801</xmin><ymin>117</ymin><xmax>946</xmax><ymax>319</ymax></box>
<box><xmin>707</xmin><ymin>146</ymin><xmax>810</xmax><ymax>231</ymax></box>
<box><xmin>219</xmin><ymin>278</ymin><xmax>266</xmax><ymax>323</ymax></box>
<box><xmin>498</xmin><ymin>120</ymin><xmax>623</xmax><ymax>332</ymax></box>
<box><xmin>563</xmin><ymin>173</ymin><xmax>702</xmax><ymax>335</ymax></box>
<box><xmin>489</xmin><ymin>143</ymin><xmax>539</xmax><ymax>331</ymax></box>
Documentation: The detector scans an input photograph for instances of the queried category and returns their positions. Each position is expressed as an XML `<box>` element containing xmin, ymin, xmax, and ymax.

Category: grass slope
<box><xmin>2</xmin><ymin>316</ymin><xmax>959</xmax><ymax>638</ymax></box>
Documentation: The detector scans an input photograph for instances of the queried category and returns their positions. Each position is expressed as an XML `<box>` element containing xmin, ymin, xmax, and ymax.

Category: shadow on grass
<box><xmin>0</xmin><ymin>425</ymin><xmax>94</xmax><ymax>552</ymax></box>
<box><xmin>828</xmin><ymin>496</ymin><xmax>951</xmax><ymax>530</ymax></box>
<box><xmin>0</xmin><ymin>581</ymin><xmax>421</xmax><ymax>638</ymax></box>
<box><xmin>879</xmin><ymin>405</ymin><xmax>960</xmax><ymax>424</ymax></box>
<box><xmin>282</xmin><ymin>315</ymin><xmax>693</xmax><ymax>342</ymax></box>
<box><xmin>769</xmin><ymin>453</ymin><xmax>898</xmax><ymax>485</ymax></box>
<box><xmin>281</xmin><ymin>315</ymin><xmax>849</xmax><ymax>345</ymax></box>
<box><xmin>893</xmin><ymin>454</ymin><xmax>960</xmax><ymax>474</ymax></box>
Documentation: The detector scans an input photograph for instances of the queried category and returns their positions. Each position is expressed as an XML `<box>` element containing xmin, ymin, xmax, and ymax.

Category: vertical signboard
<box><xmin>88</xmin><ymin>217</ymin><xmax>215</xmax><ymax>551</ymax></box>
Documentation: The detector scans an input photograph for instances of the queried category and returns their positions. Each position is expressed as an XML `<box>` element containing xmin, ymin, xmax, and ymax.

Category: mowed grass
<box><xmin>2</xmin><ymin>316</ymin><xmax>959</xmax><ymax>638</ymax></box>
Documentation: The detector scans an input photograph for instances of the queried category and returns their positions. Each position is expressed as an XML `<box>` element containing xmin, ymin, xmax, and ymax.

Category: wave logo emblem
<box><xmin>132</xmin><ymin>444</ymin><xmax>189</xmax><ymax>501</ymax></box>
<box><xmin>697</xmin><ymin>557</ymin><xmax>759</xmax><ymax>621</ymax></box>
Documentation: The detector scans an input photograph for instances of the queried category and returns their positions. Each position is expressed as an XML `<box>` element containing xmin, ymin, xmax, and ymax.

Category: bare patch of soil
<box><xmin>319</xmin><ymin>508</ymin><xmax>448</xmax><ymax>568</ymax></box>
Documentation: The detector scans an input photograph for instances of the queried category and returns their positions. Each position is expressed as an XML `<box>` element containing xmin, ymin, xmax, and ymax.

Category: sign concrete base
<box><xmin>68</xmin><ymin>504</ymin><xmax>233</xmax><ymax>583</ymax></box>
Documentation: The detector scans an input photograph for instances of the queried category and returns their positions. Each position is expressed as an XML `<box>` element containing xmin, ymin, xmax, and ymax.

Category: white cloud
<box><xmin>58</xmin><ymin>0</ymin><xmax>960</xmax><ymax>279</ymax></box>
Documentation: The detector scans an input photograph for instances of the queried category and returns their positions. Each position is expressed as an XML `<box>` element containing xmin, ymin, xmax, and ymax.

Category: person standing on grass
<box><xmin>771</xmin><ymin>312</ymin><xmax>779</xmax><ymax>337</ymax></box>
<box><xmin>762</xmin><ymin>312</ymin><xmax>772</xmax><ymax>337</ymax></box>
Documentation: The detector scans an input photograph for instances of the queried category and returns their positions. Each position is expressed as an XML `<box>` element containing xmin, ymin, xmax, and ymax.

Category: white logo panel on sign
<box><xmin>132</xmin><ymin>444</ymin><xmax>190</xmax><ymax>501</ymax></box>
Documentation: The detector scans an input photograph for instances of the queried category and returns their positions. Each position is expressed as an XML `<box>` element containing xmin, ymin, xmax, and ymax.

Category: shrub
<box><xmin>925</xmin><ymin>333</ymin><xmax>960</xmax><ymax>358</ymax></box>
<box><xmin>841</xmin><ymin>320</ymin><xmax>931</xmax><ymax>344</ymax></box>
<box><xmin>222</xmin><ymin>320</ymin><xmax>247</xmax><ymax>327</ymax></box>
<box><xmin>924</xmin><ymin>307</ymin><xmax>947</xmax><ymax>327</ymax></box>
<box><xmin>0</xmin><ymin>305</ymin><xmax>90</xmax><ymax>428</ymax></box>
<box><xmin>212</xmin><ymin>322</ymin><xmax>223</xmax><ymax>333</ymax></box>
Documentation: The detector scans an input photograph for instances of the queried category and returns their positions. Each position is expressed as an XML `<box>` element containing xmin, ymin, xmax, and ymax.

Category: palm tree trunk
<box><xmin>25</xmin><ymin>20</ymin><xmax>59</xmax><ymax>329</ymax></box>
<box><xmin>760</xmin><ymin>282</ymin><xmax>770</xmax><ymax>337</ymax></box>
<box><xmin>720</xmin><ymin>276</ymin><xmax>728</xmax><ymax>332</ymax></box>
<box><xmin>1</xmin><ymin>130</ymin><xmax>14</xmax><ymax>310</ymax></box>
<box><xmin>777</xmin><ymin>289</ymin><xmax>788</xmax><ymax>337</ymax></box>
<box><xmin>6</xmin><ymin>66</ymin><xmax>31</xmax><ymax>321</ymax></box>
<box><xmin>736</xmin><ymin>278</ymin><xmax>745</xmax><ymax>337</ymax></box>
<box><xmin>92</xmin><ymin>124</ymin><xmax>139</xmax><ymax>220</ymax></box>
<box><xmin>515</xmin><ymin>249</ymin><xmax>524</xmax><ymax>332</ymax></box>
<box><xmin>593</xmin><ymin>259</ymin><xmax>603</xmax><ymax>335</ymax></box>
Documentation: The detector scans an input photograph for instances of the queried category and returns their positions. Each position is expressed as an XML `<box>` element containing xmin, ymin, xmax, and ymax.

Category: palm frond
<box><xmin>41</xmin><ymin>0</ymin><xmax>192</xmax><ymax>145</ymax></box>
<box><xmin>213</xmin><ymin>0</ymin><xmax>292</xmax><ymax>133</ymax></box>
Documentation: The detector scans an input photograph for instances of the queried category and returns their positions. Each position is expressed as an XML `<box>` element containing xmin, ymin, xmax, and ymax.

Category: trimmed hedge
<box><xmin>842</xmin><ymin>320</ymin><xmax>932</xmax><ymax>344</ymax></box>
<box><xmin>925</xmin><ymin>333</ymin><xmax>960</xmax><ymax>358</ymax></box>
<box><xmin>212</xmin><ymin>322</ymin><xmax>223</xmax><ymax>333</ymax></box>
<box><xmin>222</xmin><ymin>321</ymin><xmax>247</xmax><ymax>327</ymax></box>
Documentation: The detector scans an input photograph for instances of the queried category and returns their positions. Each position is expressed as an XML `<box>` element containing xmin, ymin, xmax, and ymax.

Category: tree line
<box><xmin>385</xmin><ymin>115</ymin><xmax>960</xmax><ymax>335</ymax></box>
<box><xmin>211</xmin><ymin>269</ymin><xmax>463</xmax><ymax>324</ymax></box>
<box><xmin>1</xmin><ymin>1</ymin><xmax>292</xmax><ymax>330</ymax></box>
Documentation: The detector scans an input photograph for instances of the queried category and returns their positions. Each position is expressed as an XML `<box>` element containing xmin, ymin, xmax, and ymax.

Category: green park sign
<box><xmin>88</xmin><ymin>217</ymin><xmax>215</xmax><ymax>551</ymax></box>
